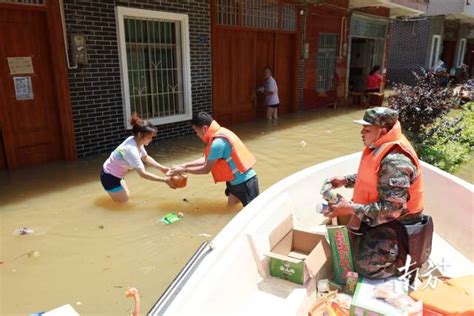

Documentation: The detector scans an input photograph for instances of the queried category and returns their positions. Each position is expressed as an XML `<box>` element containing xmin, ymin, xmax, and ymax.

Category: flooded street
<box><xmin>0</xmin><ymin>108</ymin><xmax>472</xmax><ymax>315</ymax></box>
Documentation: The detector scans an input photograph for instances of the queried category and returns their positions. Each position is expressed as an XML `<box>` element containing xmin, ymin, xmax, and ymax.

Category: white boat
<box><xmin>148</xmin><ymin>153</ymin><xmax>474</xmax><ymax>316</ymax></box>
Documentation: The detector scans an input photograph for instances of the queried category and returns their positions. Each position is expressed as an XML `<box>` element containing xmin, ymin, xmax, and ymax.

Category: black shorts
<box><xmin>100</xmin><ymin>169</ymin><xmax>124</xmax><ymax>192</ymax></box>
<box><xmin>225</xmin><ymin>175</ymin><xmax>259</xmax><ymax>206</ymax></box>
<box><xmin>267</xmin><ymin>103</ymin><xmax>279</xmax><ymax>108</ymax></box>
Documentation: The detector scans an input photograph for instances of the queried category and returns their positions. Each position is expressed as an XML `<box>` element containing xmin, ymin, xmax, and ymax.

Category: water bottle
<box><xmin>315</xmin><ymin>202</ymin><xmax>329</xmax><ymax>214</ymax></box>
<box><xmin>320</xmin><ymin>179</ymin><xmax>340</xmax><ymax>204</ymax></box>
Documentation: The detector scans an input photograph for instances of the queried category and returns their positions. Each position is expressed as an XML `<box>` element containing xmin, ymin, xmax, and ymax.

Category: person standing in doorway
<box><xmin>100</xmin><ymin>114</ymin><xmax>175</xmax><ymax>203</ymax></box>
<box><xmin>259</xmin><ymin>66</ymin><xmax>280</xmax><ymax>120</ymax></box>
<box><xmin>168</xmin><ymin>112</ymin><xmax>259</xmax><ymax>207</ymax></box>
<box><xmin>366</xmin><ymin>65</ymin><xmax>384</xmax><ymax>94</ymax></box>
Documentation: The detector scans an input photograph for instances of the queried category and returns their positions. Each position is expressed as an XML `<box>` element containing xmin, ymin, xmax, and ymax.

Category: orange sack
<box><xmin>170</xmin><ymin>174</ymin><xmax>188</xmax><ymax>188</ymax></box>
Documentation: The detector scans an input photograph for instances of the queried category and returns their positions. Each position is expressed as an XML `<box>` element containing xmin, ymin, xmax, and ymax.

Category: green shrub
<box><xmin>417</xmin><ymin>113</ymin><xmax>472</xmax><ymax>173</ymax></box>
<box><xmin>389</xmin><ymin>70</ymin><xmax>473</xmax><ymax>173</ymax></box>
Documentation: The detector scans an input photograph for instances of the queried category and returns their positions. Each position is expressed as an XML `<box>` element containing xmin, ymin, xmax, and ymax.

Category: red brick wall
<box><xmin>303</xmin><ymin>4</ymin><xmax>349</xmax><ymax>109</ymax></box>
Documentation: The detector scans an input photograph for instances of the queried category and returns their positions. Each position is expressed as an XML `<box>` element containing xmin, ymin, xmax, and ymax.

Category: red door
<box><xmin>442</xmin><ymin>40</ymin><xmax>457</xmax><ymax>69</ymax></box>
<box><xmin>0</xmin><ymin>8</ymin><xmax>63</xmax><ymax>168</ymax></box>
<box><xmin>274</xmin><ymin>33</ymin><xmax>294</xmax><ymax>115</ymax></box>
<box><xmin>255</xmin><ymin>32</ymin><xmax>275</xmax><ymax>118</ymax></box>
<box><xmin>213</xmin><ymin>29</ymin><xmax>296</xmax><ymax>123</ymax></box>
<box><xmin>213</xmin><ymin>29</ymin><xmax>257</xmax><ymax>125</ymax></box>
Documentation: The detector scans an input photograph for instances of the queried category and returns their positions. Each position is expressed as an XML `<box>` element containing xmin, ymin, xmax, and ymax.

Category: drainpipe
<box><xmin>59</xmin><ymin>0</ymin><xmax>78</xmax><ymax>69</ymax></box>
<box><xmin>340</xmin><ymin>16</ymin><xmax>347</xmax><ymax>58</ymax></box>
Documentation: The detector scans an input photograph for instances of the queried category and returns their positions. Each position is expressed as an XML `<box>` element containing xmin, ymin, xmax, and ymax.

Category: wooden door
<box><xmin>442</xmin><ymin>40</ymin><xmax>456</xmax><ymax>69</ymax></box>
<box><xmin>213</xmin><ymin>29</ymin><xmax>257</xmax><ymax>125</ymax></box>
<box><xmin>0</xmin><ymin>130</ymin><xmax>5</xmax><ymax>169</ymax></box>
<box><xmin>255</xmin><ymin>32</ymin><xmax>275</xmax><ymax>118</ymax></box>
<box><xmin>274</xmin><ymin>33</ymin><xmax>294</xmax><ymax>115</ymax></box>
<box><xmin>230</xmin><ymin>31</ymin><xmax>257</xmax><ymax>124</ymax></box>
<box><xmin>0</xmin><ymin>8</ymin><xmax>62</xmax><ymax>168</ymax></box>
<box><xmin>213</xmin><ymin>28</ymin><xmax>296</xmax><ymax>123</ymax></box>
<box><xmin>213</xmin><ymin>29</ymin><xmax>233</xmax><ymax>125</ymax></box>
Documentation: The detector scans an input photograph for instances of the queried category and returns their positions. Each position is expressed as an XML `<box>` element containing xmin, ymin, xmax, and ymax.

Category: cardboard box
<box><xmin>350</xmin><ymin>277</ymin><xmax>407</xmax><ymax>316</ymax></box>
<box><xmin>266</xmin><ymin>215</ymin><xmax>331</xmax><ymax>285</ymax></box>
<box><xmin>327</xmin><ymin>226</ymin><xmax>354</xmax><ymax>284</ymax></box>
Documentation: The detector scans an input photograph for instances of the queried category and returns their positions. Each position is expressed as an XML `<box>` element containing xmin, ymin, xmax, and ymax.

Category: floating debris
<box><xmin>98</xmin><ymin>225</ymin><xmax>104</xmax><ymax>229</ymax></box>
<box><xmin>159</xmin><ymin>212</ymin><xmax>183</xmax><ymax>225</ymax></box>
<box><xmin>14</xmin><ymin>227</ymin><xmax>34</xmax><ymax>235</ymax></box>
<box><xmin>182</xmin><ymin>198</ymin><xmax>189</xmax><ymax>203</ymax></box>
<box><xmin>26</xmin><ymin>250</ymin><xmax>40</xmax><ymax>258</ymax></box>
<box><xmin>300</xmin><ymin>140</ymin><xmax>307</xmax><ymax>147</ymax></box>
<box><xmin>199</xmin><ymin>233</ymin><xmax>212</xmax><ymax>238</ymax></box>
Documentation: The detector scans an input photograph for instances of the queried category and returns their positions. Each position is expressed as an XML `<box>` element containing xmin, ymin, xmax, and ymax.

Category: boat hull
<box><xmin>153</xmin><ymin>153</ymin><xmax>474</xmax><ymax>316</ymax></box>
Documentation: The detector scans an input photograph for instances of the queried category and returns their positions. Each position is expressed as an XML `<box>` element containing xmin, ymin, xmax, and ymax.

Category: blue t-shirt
<box><xmin>207</xmin><ymin>138</ymin><xmax>256</xmax><ymax>185</ymax></box>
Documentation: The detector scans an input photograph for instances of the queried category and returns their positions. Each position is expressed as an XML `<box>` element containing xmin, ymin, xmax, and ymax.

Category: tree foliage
<box><xmin>388</xmin><ymin>70</ymin><xmax>473</xmax><ymax>173</ymax></box>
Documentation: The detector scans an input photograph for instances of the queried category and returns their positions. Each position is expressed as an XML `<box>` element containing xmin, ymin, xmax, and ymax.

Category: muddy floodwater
<box><xmin>1</xmin><ymin>108</ymin><xmax>472</xmax><ymax>315</ymax></box>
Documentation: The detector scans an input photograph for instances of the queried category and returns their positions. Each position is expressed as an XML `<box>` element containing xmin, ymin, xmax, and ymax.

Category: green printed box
<box><xmin>266</xmin><ymin>215</ymin><xmax>332</xmax><ymax>285</ymax></box>
<box><xmin>350</xmin><ymin>277</ymin><xmax>408</xmax><ymax>316</ymax></box>
<box><xmin>327</xmin><ymin>225</ymin><xmax>354</xmax><ymax>284</ymax></box>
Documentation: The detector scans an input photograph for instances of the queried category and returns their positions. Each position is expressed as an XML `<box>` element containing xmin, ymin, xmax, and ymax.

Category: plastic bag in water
<box><xmin>159</xmin><ymin>212</ymin><xmax>183</xmax><ymax>225</ymax></box>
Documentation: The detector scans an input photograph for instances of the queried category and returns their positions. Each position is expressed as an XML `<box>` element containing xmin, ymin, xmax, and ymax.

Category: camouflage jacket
<box><xmin>344</xmin><ymin>151</ymin><xmax>418</xmax><ymax>227</ymax></box>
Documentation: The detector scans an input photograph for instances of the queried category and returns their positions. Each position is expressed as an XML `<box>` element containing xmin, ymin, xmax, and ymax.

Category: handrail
<box><xmin>147</xmin><ymin>241</ymin><xmax>214</xmax><ymax>316</ymax></box>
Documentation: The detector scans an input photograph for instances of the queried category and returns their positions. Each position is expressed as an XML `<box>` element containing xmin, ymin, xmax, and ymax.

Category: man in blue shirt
<box><xmin>168</xmin><ymin>112</ymin><xmax>259</xmax><ymax>206</ymax></box>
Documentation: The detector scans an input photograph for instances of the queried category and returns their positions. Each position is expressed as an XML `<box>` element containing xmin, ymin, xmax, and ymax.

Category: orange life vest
<box><xmin>203</xmin><ymin>121</ymin><xmax>256</xmax><ymax>183</ymax></box>
<box><xmin>352</xmin><ymin>121</ymin><xmax>424</xmax><ymax>214</ymax></box>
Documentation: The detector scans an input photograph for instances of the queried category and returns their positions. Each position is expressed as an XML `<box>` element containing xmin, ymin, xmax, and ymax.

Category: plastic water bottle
<box><xmin>315</xmin><ymin>202</ymin><xmax>329</xmax><ymax>214</ymax></box>
<box><xmin>320</xmin><ymin>179</ymin><xmax>340</xmax><ymax>204</ymax></box>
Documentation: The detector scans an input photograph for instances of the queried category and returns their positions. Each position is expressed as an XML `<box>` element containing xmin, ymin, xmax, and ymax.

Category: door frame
<box><xmin>0</xmin><ymin>2</ymin><xmax>76</xmax><ymax>169</ymax></box>
<box><xmin>210</xmin><ymin>0</ymin><xmax>301</xmax><ymax>123</ymax></box>
<box><xmin>346</xmin><ymin>13</ymin><xmax>389</xmax><ymax>98</ymax></box>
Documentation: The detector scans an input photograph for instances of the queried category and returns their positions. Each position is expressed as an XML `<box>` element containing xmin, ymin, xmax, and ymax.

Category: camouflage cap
<box><xmin>353</xmin><ymin>107</ymin><xmax>398</xmax><ymax>128</ymax></box>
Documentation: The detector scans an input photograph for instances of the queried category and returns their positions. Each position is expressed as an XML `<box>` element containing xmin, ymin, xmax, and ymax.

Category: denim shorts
<box><xmin>225</xmin><ymin>175</ymin><xmax>259</xmax><ymax>206</ymax></box>
<box><xmin>100</xmin><ymin>169</ymin><xmax>124</xmax><ymax>192</ymax></box>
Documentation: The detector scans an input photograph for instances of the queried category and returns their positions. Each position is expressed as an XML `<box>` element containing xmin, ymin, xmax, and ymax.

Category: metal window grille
<box><xmin>281</xmin><ymin>4</ymin><xmax>296</xmax><ymax>31</ymax></box>
<box><xmin>216</xmin><ymin>0</ymin><xmax>296</xmax><ymax>32</ymax></box>
<box><xmin>216</xmin><ymin>0</ymin><xmax>239</xmax><ymax>26</ymax></box>
<box><xmin>0</xmin><ymin>0</ymin><xmax>45</xmax><ymax>4</ymax></box>
<box><xmin>124</xmin><ymin>17</ymin><xmax>184</xmax><ymax>120</ymax></box>
<box><xmin>243</xmin><ymin>0</ymin><xmax>278</xmax><ymax>29</ymax></box>
<box><xmin>317</xmin><ymin>33</ymin><xmax>338</xmax><ymax>92</ymax></box>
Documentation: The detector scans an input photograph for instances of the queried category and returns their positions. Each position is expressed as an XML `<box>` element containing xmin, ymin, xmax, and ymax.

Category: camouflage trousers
<box><xmin>349</xmin><ymin>221</ymin><xmax>409</xmax><ymax>279</ymax></box>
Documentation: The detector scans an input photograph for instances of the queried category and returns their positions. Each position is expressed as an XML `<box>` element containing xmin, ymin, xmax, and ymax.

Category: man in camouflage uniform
<box><xmin>325</xmin><ymin>107</ymin><xmax>424</xmax><ymax>279</ymax></box>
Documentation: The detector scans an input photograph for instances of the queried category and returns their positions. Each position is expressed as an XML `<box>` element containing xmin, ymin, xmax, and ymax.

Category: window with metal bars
<box><xmin>116</xmin><ymin>7</ymin><xmax>192</xmax><ymax>127</ymax></box>
<box><xmin>216</xmin><ymin>0</ymin><xmax>296</xmax><ymax>32</ymax></box>
<box><xmin>456</xmin><ymin>38</ymin><xmax>466</xmax><ymax>67</ymax></box>
<box><xmin>0</xmin><ymin>0</ymin><xmax>45</xmax><ymax>4</ymax></box>
<box><xmin>317</xmin><ymin>33</ymin><xmax>338</xmax><ymax>92</ymax></box>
